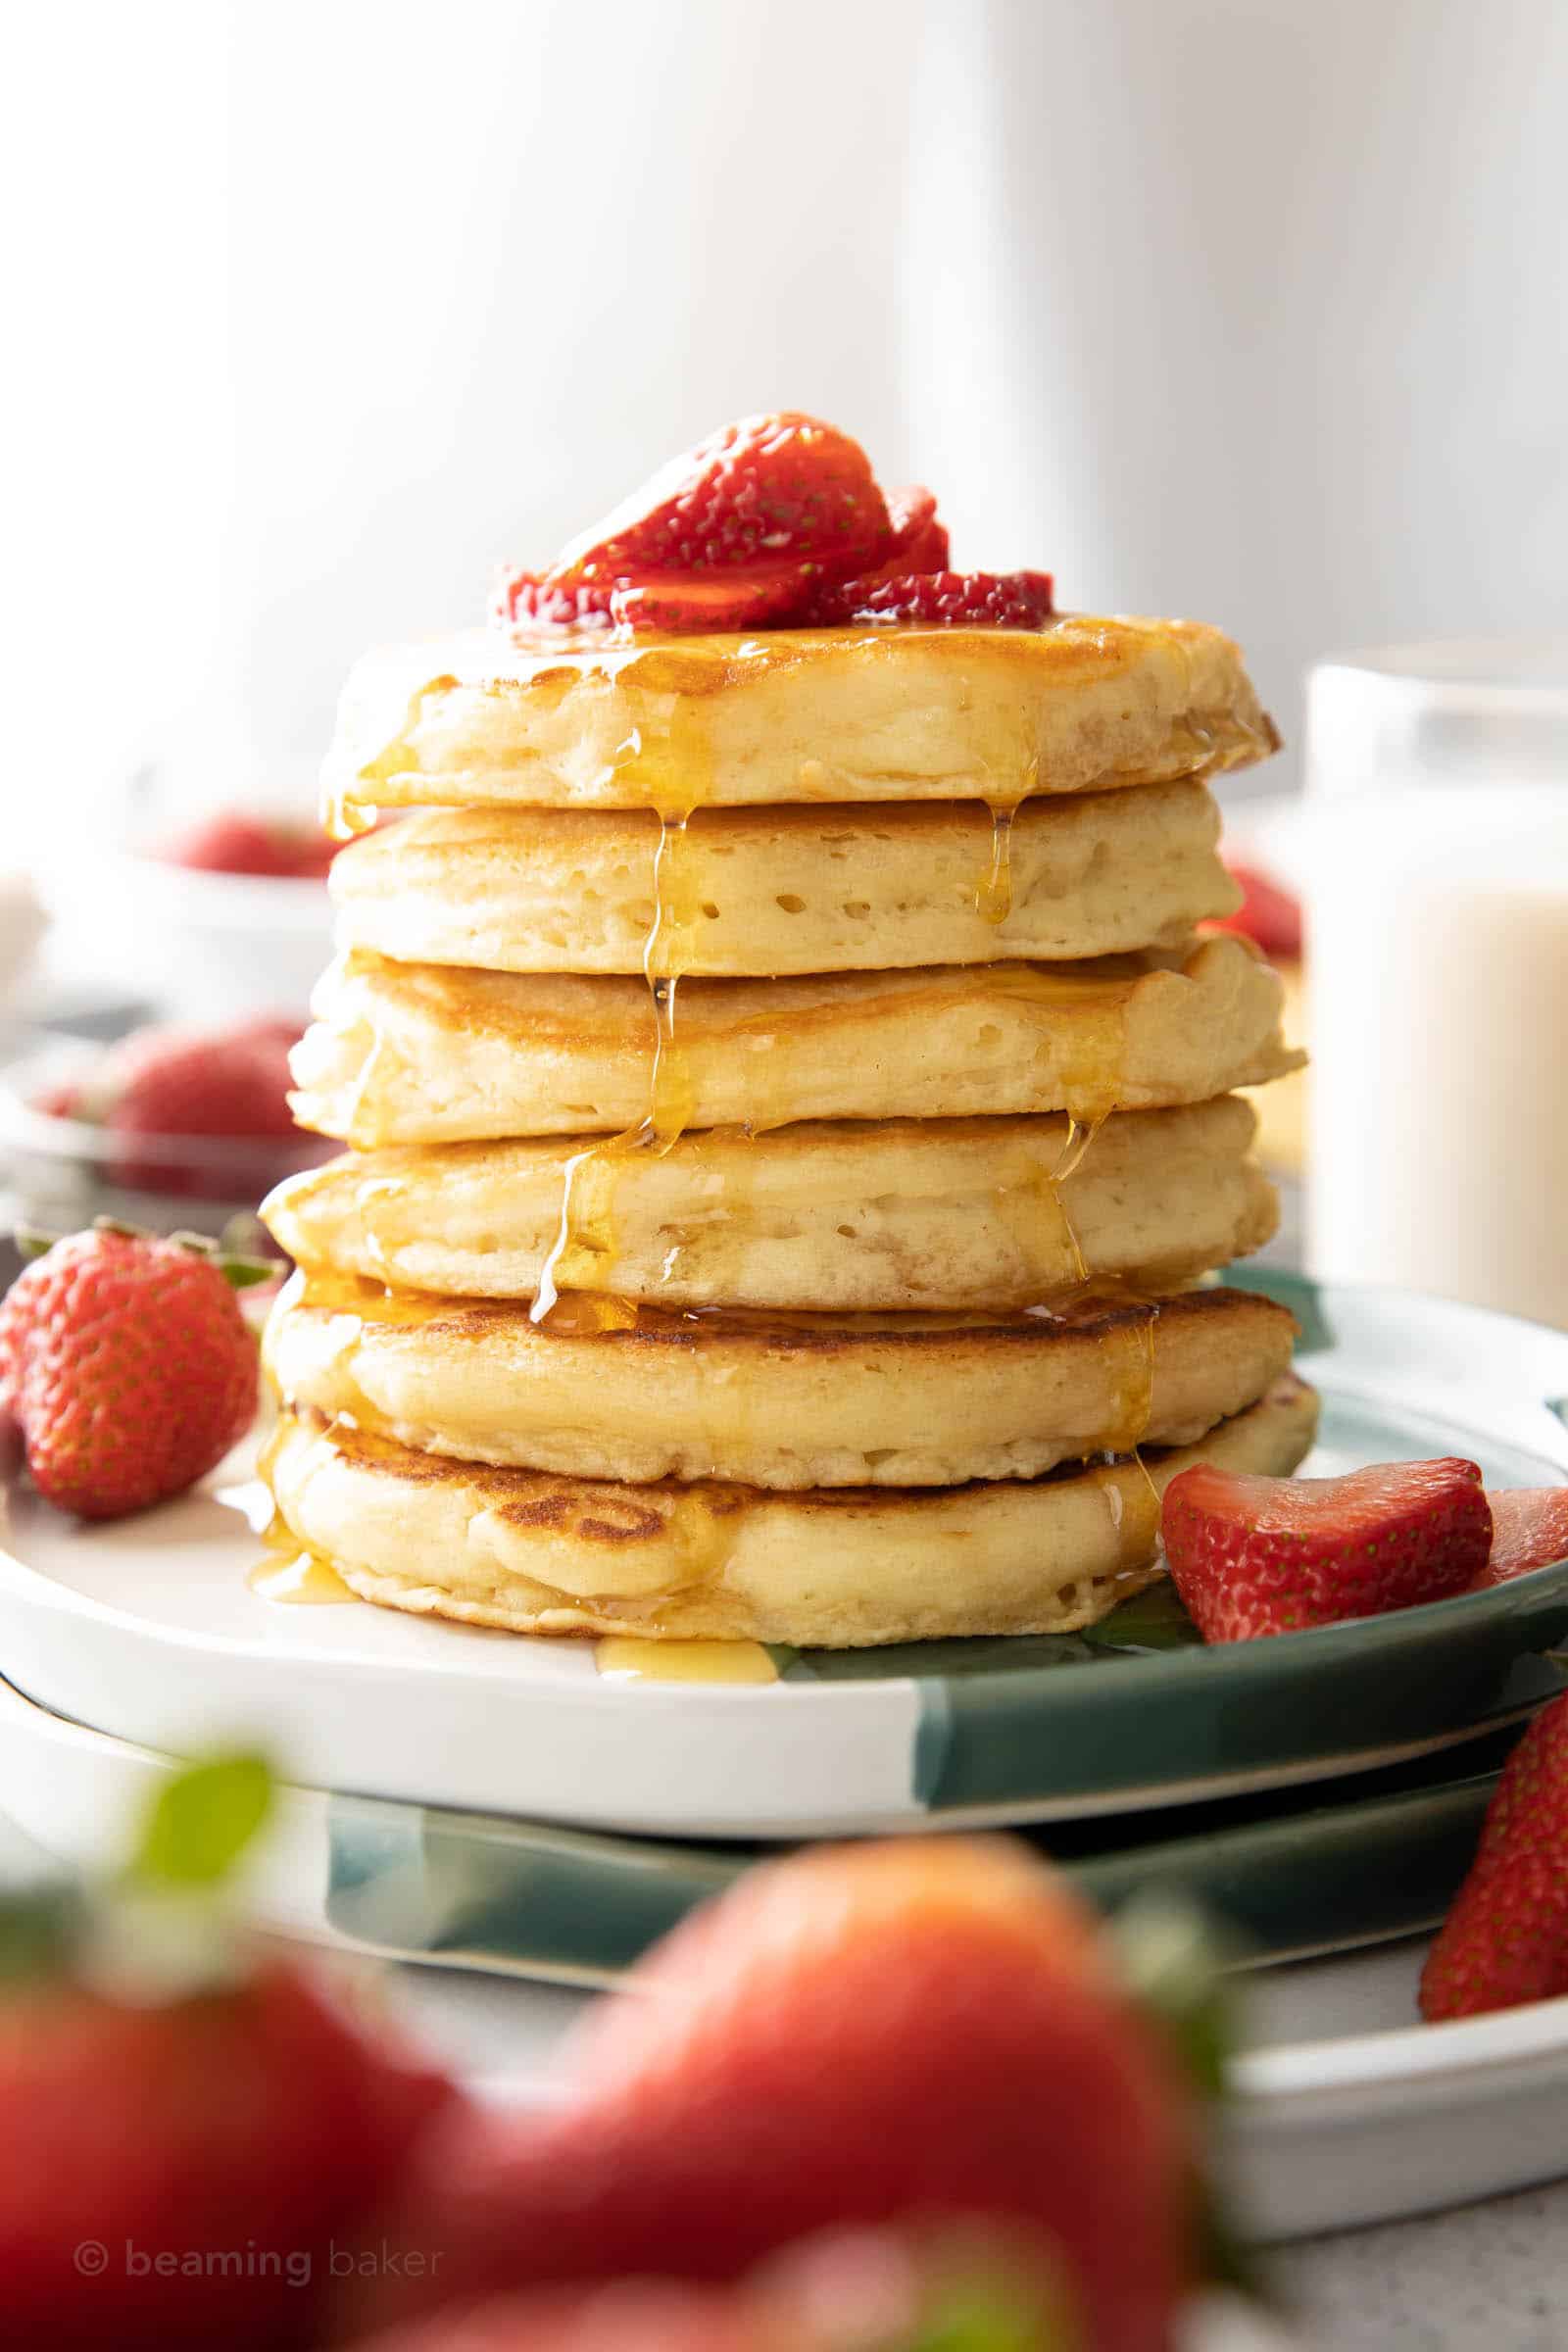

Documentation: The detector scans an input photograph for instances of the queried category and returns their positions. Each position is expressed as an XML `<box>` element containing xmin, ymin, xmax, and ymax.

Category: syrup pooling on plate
<box><xmin>248</xmin><ymin>1409</ymin><xmax>363</xmax><ymax>1604</ymax></box>
<box><xmin>248</xmin><ymin>1549</ymin><xmax>358</xmax><ymax>1605</ymax></box>
<box><xmin>595</xmin><ymin>1637</ymin><xmax>778</xmax><ymax>1685</ymax></box>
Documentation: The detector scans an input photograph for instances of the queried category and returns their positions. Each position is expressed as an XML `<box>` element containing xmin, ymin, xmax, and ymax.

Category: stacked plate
<box><xmin>2</xmin><ymin>1261</ymin><xmax>1565</xmax><ymax>1930</ymax></box>
<box><xmin>5</xmin><ymin>1249</ymin><xmax>1568</xmax><ymax>2229</ymax></box>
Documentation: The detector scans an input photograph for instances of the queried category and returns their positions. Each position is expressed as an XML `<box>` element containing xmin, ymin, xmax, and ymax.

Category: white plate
<box><xmin>2</xmin><ymin>1273</ymin><xmax>1566</xmax><ymax>1838</ymax></box>
<box><xmin>3</xmin><ymin>1673</ymin><xmax>1564</xmax><ymax>2246</ymax></box>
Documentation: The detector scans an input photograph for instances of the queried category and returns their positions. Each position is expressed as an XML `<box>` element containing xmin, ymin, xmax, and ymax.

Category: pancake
<box><xmin>327</xmin><ymin>783</ymin><xmax>1240</xmax><ymax>977</ymax></box>
<box><xmin>261</xmin><ymin>1374</ymin><xmax>1320</xmax><ymax>1646</ymax></box>
<box><xmin>263</xmin><ymin>1099</ymin><xmax>1278</xmax><ymax>1313</ymax></box>
<box><xmin>264</xmin><ymin>1279</ymin><xmax>1298</xmax><ymax>1489</ymax></box>
<box><xmin>290</xmin><ymin>935</ymin><xmax>1302</xmax><ymax>1148</ymax></box>
<box><xmin>321</xmin><ymin>617</ymin><xmax>1278</xmax><ymax>822</ymax></box>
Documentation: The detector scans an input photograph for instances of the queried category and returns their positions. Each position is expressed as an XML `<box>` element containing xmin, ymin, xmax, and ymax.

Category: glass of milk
<box><xmin>1305</xmin><ymin>639</ymin><xmax>1568</xmax><ymax>1329</ymax></box>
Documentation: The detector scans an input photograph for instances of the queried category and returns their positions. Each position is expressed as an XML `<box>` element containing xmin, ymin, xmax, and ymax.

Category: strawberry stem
<box><xmin>9</xmin><ymin>1220</ymin><xmax>276</xmax><ymax>1289</ymax></box>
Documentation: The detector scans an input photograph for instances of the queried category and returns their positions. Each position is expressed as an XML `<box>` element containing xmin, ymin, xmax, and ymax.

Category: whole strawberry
<box><xmin>1207</xmin><ymin>858</ymin><xmax>1302</xmax><ymax>961</ymax></box>
<box><xmin>1421</xmin><ymin>1694</ymin><xmax>1568</xmax><ymax>2021</ymax></box>
<box><xmin>155</xmin><ymin>809</ymin><xmax>337</xmax><ymax>880</ymax></box>
<box><xmin>0</xmin><ymin>1225</ymin><xmax>261</xmax><ymax>1518</ymax></box>
<box><xmin>343</xmin><ymin>1839</ymin><xmax>1204</xmax><ymax>2352</ymax></box>
<box><xmin>97</xmin><ymin>1023</ymin><xmax>302</xmax><ymax>1197</ymax></box>
<box><xmin>352</xmin><ymin>2227</ymin><xmax>1078</xmax><ymax>2351</ymax></box>
<box><xmin>1161</xmin><ymin>1457</ymin><xmax>1493</xmax><ymax>1642</ymax></box>
<box><xmin>0</xmin><ymin>1757</ymin><xmax>459</xmax><ymax>2351</ymax></box>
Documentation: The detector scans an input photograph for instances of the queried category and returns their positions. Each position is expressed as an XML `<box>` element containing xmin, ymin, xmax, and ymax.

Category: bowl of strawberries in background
<box><xmin>0</xmin><ymin>1014</ymin><xmax>332</xmax><ymax>1248</ymax></box>
<box><xmin>38</xmin><ymin>758</ymin><xmax>347</xmax><ymax>1030</ymax></box>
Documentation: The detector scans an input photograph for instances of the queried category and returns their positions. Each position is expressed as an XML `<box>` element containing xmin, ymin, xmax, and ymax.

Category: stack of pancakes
<box><xmin>261</xmin><ymin>615</ymin><xmax>1315</xmax><ymax>1650</ymax></box>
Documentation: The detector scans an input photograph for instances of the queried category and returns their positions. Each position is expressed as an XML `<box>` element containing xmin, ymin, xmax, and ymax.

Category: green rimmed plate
<box><xmin>0</xmin><ymin>1669</ymin><xmax>1532</xmax><ymax>1978</ymax></box>
<box><xmin>0</xmin><ymin>1271</ymin><xmax>1565</xmax><ymax>1837</ymax></box>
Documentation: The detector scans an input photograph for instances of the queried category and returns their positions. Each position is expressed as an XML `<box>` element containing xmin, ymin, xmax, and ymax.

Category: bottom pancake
<box><xmin>262</xmin><ymin>1375</ymin><xmax>1319</xmax><ymax>1648</ymax></box>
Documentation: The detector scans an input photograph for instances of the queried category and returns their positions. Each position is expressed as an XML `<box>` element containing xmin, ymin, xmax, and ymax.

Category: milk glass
<box><xmin>1305</xmin><ymin>641</ymin><xmax>1568</xmax><ymax>1329</ymax></box>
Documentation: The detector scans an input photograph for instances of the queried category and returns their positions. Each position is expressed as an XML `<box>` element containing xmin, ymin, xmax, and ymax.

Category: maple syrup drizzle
<box><xmin>594</xmin><ymin>1637</ymin><xmax>777</xmax><ymax>1686</ymax></box>
<box><xmin>977</xmin><ymin>801</ymin><xmax>1018</xmax><ymax>926</ymax></box>
<box><xmin>1054</xmin><ymin>1111</ymin><xmax>1105</xmax><ymax>1186</ymax></box>
<box><xmin>530</xmin><ymin>807</ymin><xmax>700</xmax><ymax>1327</ymax></box>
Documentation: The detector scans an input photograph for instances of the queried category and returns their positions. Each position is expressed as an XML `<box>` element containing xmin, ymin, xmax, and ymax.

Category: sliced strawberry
<box><xmin>1421</xmin><ymin>1694</ymin><xmax>1568</xmax><ymax>2020</ymax></box>
<box><xmin>877</xmin><ymin>485</ymin><xmax>951</xmax><ymax>574</ymax></box>
<box><xmin>1161</xmin><ymin>1457</ymin><xmax>1493</xmax><ymax>1642</ymax></box>
<box><xmin>493</xmin><ymin>571</ymin><xmax>617</xmax><ymax>631</ymax></box>
<box><xmin>606</xmin><ymin>569</ymin><xmax>812</xmax><ymax>633</ymax></box>
<box><xmin>495</xmin><ymin>562</ymin><xmax>822</xmax><ymax>637</ymax></box>
<box><xmin>1209</xmin><ymin>858</ymin><xmax>1302</xmax><ymax>960</ymax></box>
<box><xmin>808</xmin><ymin>569</ymin><xmax>1055</xmax><ymax>629</ymax></box>
<box><xmin>1470</xmin><ymin>1488</ymin><xmax>1568</xmax><ymax>1588</ymax></box>
<box><xmin>549</xmin><ymin>413</ymin><xmax>891</xmax><ymax>586</ymax></box>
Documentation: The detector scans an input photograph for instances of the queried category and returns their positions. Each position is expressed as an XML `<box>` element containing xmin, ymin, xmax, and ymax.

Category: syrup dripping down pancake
<box><xmin>327</xmin><ymin>782</ymin><xmax>1240</xmax><ymax>977</ymax></box>
<box><xmin>321</xmin><ymin>615</ymin><xmax>1277</xmax><ymax>827</ymax></box>
<box><xmin>264</xmin><ymin>1098</ymin><xmax>1278</xmax><ymax>1315</ymax></box>
<box><xmin>290</xmin><ymin>936</ymin><xmax>1302</xmax><ymax>1149</ymax></box>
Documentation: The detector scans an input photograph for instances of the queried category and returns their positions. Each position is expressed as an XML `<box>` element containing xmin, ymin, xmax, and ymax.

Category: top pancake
<box><xmin>323</xmin><ymin>617</ymin><xmax>1278</xmax><ymax>818</ymax></box>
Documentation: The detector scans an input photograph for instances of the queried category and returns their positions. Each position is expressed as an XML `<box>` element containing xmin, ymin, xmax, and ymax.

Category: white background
<box><xmin>6</xmin><ymin>0</ymin><xmax>1566</xmax><ymax>855</ymax></box>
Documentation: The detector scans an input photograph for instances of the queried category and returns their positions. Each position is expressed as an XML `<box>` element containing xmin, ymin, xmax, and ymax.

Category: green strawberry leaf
<box><xmin>129</xmin><ymin>1754</ymin><xmax>273</xmax><ymax>1889</ymax></box>
<box><xmin>0</xmin><ymin>1884</ymin><xmax>84</xmax><ymax>1985</ymax></box>
<box><xmin>905</xmin><ymin>2281</ymin><xmax>1074</xmax><ymax>2350</ymax></box>
<box><xmin>1109</xmin><ymin>1894</ymin><xmax>1274</xmax><ymax>2306</ymax></box>
<box><xmin>166</xmin><ymin>1229</ymin><xmax>276</xmax><ymax>1289</ymax></box>
<box><xmin>1109</xmin><ymin>1889</ymin><xmax>1232</xmax><ymax>2098</ymax></box>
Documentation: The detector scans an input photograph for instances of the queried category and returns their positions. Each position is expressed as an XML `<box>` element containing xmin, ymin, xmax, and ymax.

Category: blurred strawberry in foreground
<box><xmin>344</xmin><ymin>1839</ymin><xmax>1207</xmax><ymax>2352</ymax></box>
<box><xmin>0</xmin><ymin>1757</ymin><xmax>460</xmax><ymax>2352</ymax></box>
<box><xmin>1470</xmin><ymin>1488</ymin><xmax>1568</xmax><ymax>1588</ymax></box>
<box><xmin>1421</xmin><ymin>1694</ymin><xmax>1568</xmax><ymax>2021</ymax></box>
<box><xmin>155</xmin><ymin>809</ymin><xmax>339</xmax><ymax>880</ymax></box>
<box><xmin>1207</xmin><ymin>858</ymin><xmax>1302</xmax><ymax>962</ymax></box>
<box><xmin>354</xmin><ymin>2224</ymin><xmax>1078</xmax><ymax>2351</ymax></box>
<box><xmin>352</xmin><ymin>2278</ymin><xmax>792</xmax><ymax>2352</ymax></box>
<box><xmin>1162</xmin><ymin>1457</ymin><xmax>1493</xmax><ymax>1642</ymax></box>
<box><xmin>0</xmin><ymin>1223</ymin><xmax>265</xmax><ymax>1518</ymax></box>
